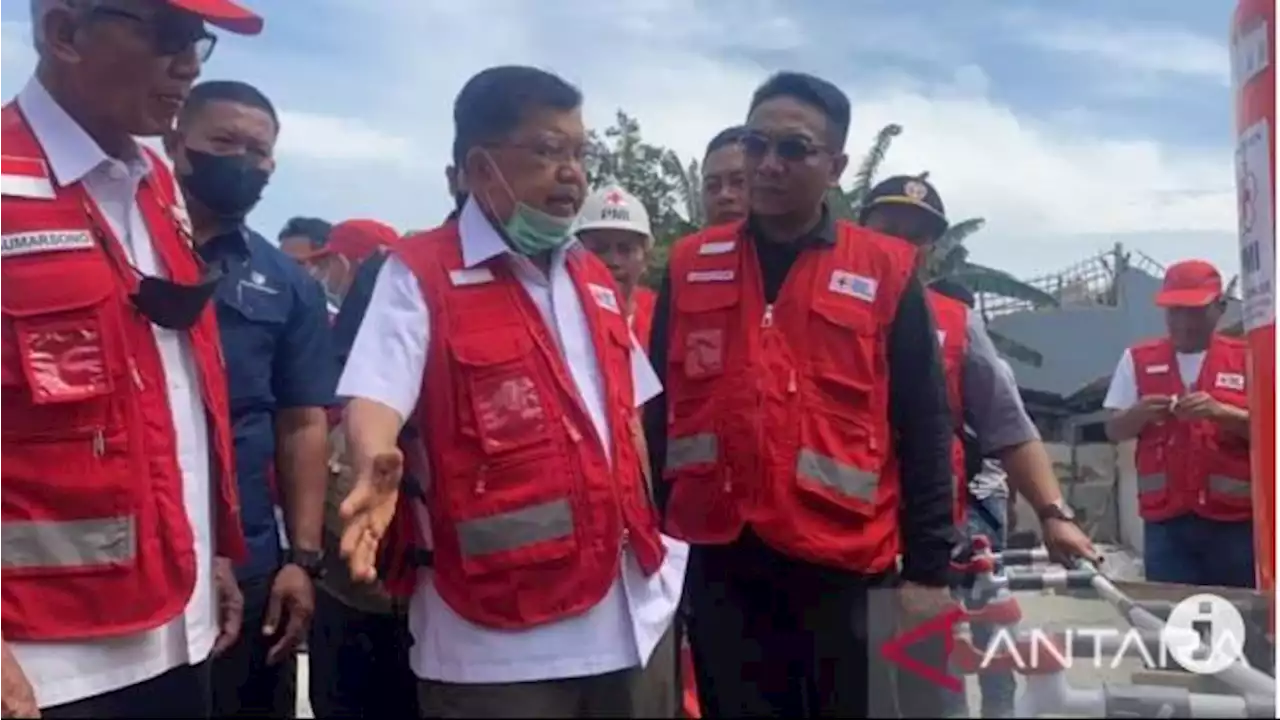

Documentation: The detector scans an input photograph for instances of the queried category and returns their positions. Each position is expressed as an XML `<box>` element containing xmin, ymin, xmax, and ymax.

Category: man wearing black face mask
<box><xmin>166</xmin><ymin>80</ymin><xmax>338</xmax><ymax>719</ymax></box>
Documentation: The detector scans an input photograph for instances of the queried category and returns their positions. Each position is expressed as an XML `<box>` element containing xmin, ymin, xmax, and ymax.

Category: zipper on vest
<box><xmin>474</xmin><ymin>464</ymin><xmax>487</xmax><ymax>496</ymax></box>
<box><xmin>92</xmin><ymin>428</ymin><xmax>106</xmax><ymax>457</ymax></box>
<box><xmin>562</xmin><ymin>415</ymin><xmax>583</xmax><ymax>443</ymax></box>
<box><xmin>761</xmin><ymin>304</ymin><xmax>775</xmax><ymax>328</ymax></box>
<box><xmin>127</xmin><ymin>358</ymin><xmax>145</xmax><ymax>390</ymax></box>
<box><xmin>787</xmin><ymin>369</ymin><xmax>797</xmax><ymax>394</ymax></box>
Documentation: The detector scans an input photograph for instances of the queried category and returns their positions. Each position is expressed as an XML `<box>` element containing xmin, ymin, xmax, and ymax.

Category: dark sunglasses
<box><xmin>89</xmin><ymin>6</ymin><xmax>217</xmax><ymax>62</ymax></box>
<box><xmin>740</xmin><ymin>131</ymin><xmax>825</xmax><ymax>162</ymax></box>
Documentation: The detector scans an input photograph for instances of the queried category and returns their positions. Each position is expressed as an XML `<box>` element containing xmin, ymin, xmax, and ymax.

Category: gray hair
<box><xmin>31</xmin><ymin>0</ymin><xmax>92</xmax><ymax>50</ymax></box>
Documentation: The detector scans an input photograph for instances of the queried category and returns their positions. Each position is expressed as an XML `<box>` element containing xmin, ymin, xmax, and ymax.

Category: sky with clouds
<box><xmin>0</xmin><ymin>0</ymin><xmax>1245</xmax><ymax>281</ymax></box>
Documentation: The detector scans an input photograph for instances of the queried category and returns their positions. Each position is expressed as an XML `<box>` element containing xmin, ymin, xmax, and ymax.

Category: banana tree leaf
<box><xmin>988</xmin><ymin>328</ymin><xmax>1045</xmax><ymax>368</ymax></box>
<box><xmin>944</xmin><ymin>264</ymin><xmax>1060</xmax><ymax>308</ymax></box>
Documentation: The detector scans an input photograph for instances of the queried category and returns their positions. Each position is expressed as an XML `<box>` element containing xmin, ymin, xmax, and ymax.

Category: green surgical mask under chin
<box><xmin>503</xmin><ymin>202</ymin><xmax>577</xmax><ymax>256</ymax></box>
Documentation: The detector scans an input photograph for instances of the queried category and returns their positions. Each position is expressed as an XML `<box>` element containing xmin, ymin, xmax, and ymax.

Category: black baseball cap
<box><xmin>859</xmin><ymin>175</ymin><xmax>948</xmax><ymax>233</ymax></box>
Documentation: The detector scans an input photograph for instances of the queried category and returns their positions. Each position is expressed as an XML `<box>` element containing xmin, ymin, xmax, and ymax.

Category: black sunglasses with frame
<box><xmin>87</xmin><ymin>4</ymin><xmax>217</xmax><ymax>62</ymax></box>
<box><xmin>740</xmin><ymin>130</ymin><xmax>827</xmax><ymax>162</ymax></box>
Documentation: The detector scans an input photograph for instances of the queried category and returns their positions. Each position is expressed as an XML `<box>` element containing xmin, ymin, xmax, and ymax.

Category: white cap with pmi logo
<box><xmin>576</xmin><ymin>184</ymin><xmax>653</xmax><ymax>246</ymax></box>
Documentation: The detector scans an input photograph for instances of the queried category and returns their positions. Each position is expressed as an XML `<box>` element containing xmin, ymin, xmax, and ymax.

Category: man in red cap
<box><xmin>1</xmin><ymin>0</ymin><xmax>262</xmax><ymax>718</ymax></box>
<box><xmin>1104</xmin><ymin>260</ymin><xmax>1254</xmax><ymax>587</ymax></box>
<box><xmin>300</xmin><ymin>218</ymin><xmax>399</xmax><ymax>317</ymax></box>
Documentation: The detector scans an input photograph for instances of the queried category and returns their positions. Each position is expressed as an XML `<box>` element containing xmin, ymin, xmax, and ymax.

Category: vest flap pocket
<box><xmin>809</xmin><ymin>295</ymin><xmax>876</xmax><ymax>333</ymax></box>
<box><xmin>2</xmin><ymin>261</ymin><xmax>114</xmax><ymax>318</ymax></box>
<box><xmin>452</xmin><ymin>329</ymin><xmax>553</xmax><ymax>456</ymax></box>
<box><xmin>2</xmin><ymin>266</ymin><xmax>118</xmax><ymax>406</ymax></box>
<box><xmin>2</xmin><ymin>422</ymin><xmax>136</xmax><ymax>579</ymax></box>
<box><xmin>794</xmin><ymin>418</ymin><xmax>880</xmax><ymax>519</ymax></box>
<box><xmin>450</xmin><ymin>328</ymin><xmax>535</xmax><ymax>367</ymax></box>
<box><xmin>676</xmin><ymin>281</ymin><xmax>740</xmax><ymax>314</ymax></box>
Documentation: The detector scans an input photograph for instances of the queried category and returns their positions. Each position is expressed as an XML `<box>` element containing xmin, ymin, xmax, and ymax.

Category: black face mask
<box><xmin>130</xmin><ymin>265</ymin><xmax>224</xmax><ymax>331</ymax></box>
<box><xmin>180</xmin><ymin>148</ymin><xmax>270</xmax><ymax>219</ymax></box>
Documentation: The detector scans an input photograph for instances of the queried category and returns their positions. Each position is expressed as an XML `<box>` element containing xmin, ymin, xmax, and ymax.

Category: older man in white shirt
<box><xmin>1</xmin><ymin>1</ymin><xmax>262</xmax><ymax>718</ymax></box>
<box><xmin>336</xmin><ymin>65</ymin><xmax>687</xmax><ymax>718</ymax></box>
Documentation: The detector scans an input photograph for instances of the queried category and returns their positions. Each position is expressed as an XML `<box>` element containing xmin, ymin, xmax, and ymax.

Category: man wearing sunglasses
<box><xmin>0</xmin><ymin>1</ymin><xmax>262</xmax><ymax>718</ymax></box>
<box><xmin>643</xmin><ymin>72</ymin><xmax>958</xmax><ymax>717</ymax></box>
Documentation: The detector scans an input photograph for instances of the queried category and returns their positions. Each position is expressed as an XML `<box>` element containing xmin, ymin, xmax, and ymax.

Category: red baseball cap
<box><xmin>1155</xmin><ymin>260</ymin><xmax>1223</xmax><ymax>308</ymax></box>
<box><xmin>303</xmin><ymin>219</ymin><xmax>399</xmax><ymax>266</ymax></box>
<box><xmin>168</xmin><ymin>0</ymin><xmax>263</xmax><ymax>35</ymax></box>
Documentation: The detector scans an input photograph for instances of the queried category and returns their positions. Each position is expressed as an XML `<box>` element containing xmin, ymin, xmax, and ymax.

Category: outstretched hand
<box><xmin>338</xmin><ymin>448</ymin><xmax>404</xmax><ymax>583</ymax></box>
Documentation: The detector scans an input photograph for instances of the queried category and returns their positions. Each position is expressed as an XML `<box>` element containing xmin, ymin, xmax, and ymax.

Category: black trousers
<box><xmin>307</xmin><ymin>587</ymin><xmax>419</xmax><ymax>718</ymax></box>
<box><xmin>42</xmin><ymin>660</ymin><xmax>213</xmax><ymax>718</ymax></box>
<box><xmin>211</xmin><ymin>573</ymin><xmax>298</xmax><ymax>718</ymax></box>
<box><xmin>685</xmin><ymin>531</ymin><xmax>900</xmax><ymax>718</ymax></box>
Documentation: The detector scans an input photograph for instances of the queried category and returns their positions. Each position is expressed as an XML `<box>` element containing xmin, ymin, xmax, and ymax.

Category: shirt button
<box><xmin>107</xmin><ymin>164</ymin><xmax>127</xmax><ymax>181</ymax></box>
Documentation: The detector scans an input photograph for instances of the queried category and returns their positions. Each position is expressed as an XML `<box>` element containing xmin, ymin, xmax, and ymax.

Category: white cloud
<box><xmin>1021</xmin><ymin>22</ymin><xmax>1230</xmax><ymax>85</ymax></box>
<box><xmin>0</xmin><ymin>1</ymin><xmax>1241</xmax><ymax>278</ymax></box>
<box><xmin>275</xmin><ymin>110</ymin><xmax>416</xmax><ymax>165</ymax></box>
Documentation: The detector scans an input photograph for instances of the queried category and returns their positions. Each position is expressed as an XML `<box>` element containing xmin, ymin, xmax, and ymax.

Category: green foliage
<box><xmin>584</xmin><ymin>110</ymin><xmax>698</xmax><ymax>288</ymax></box>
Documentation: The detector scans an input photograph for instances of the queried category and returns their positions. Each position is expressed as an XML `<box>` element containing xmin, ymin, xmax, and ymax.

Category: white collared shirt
<box><xmin>336</xmin><ymin>197</ymin><xmax>688</xmax><ymax>684</ymax></box>
<box><xmin>8</xmin><ymin>79</ymin><xmax>215</xmax><ymax>709</ymax></box>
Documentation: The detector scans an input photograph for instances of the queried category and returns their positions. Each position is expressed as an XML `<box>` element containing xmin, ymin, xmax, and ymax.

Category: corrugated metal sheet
<box><xmin>989</xmin><ymin>268</ymin><xmax>1243</xmax><ymax>399</ymax></box>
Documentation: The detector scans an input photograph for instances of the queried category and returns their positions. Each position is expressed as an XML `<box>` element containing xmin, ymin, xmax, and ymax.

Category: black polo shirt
<box><xmin>642</xmin><ymin>208</ymin><xmax>957</xmax><ymax>586</ymax></box>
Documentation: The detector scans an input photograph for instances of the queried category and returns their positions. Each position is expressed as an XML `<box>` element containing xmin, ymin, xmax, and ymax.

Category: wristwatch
<box><xmin>1037</xmin><ymin>499</ymin><xmax>1078</xmax><ymax>525</ymax></box>
<box><xmin>284</xmin><ymin>549</ymin><xmax>327</xmax><ymax>579</ymax></box>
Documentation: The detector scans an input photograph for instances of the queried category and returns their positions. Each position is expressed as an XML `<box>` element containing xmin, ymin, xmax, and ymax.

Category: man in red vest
<box><xmin>701</xmin><ymin>126</ymin><xmax>748</xmax><ymax>227</ymax></box>
<box><xmin>860</xmin><ymin>174</ymin><xmax>1098</xmax><ymax>718</ymax></box>
<box><xmin>1</xmin><ymin>1</ymin><xmax>260</xmax><ymax>717</ymax></box>
<box><xmin>336</xmin><ymin>65</ymin><xmax>685</xmax><ymax>718</ymax></box>
<box><xmin>644</xmin><ymin>71</ymin><xmax>958</xmax><ymax>718</ymax></box>
<box><xmin>1104</xmin><ymin>261</ymin><xmax>1254</xmax><ymax>587</ymax></box>
<box><xmin>299</xmin><ymin>218</ymin><xmax>399</xmax><ymax>318</ymax></box>
<box><xmin>576</xmin><ymin>183</ymin><xmax>658</xmax><ymax>351</ymax></box>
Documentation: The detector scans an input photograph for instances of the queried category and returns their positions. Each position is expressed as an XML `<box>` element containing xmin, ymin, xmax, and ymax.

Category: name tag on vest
<box><xmin>829</xmin><ymin>270</ymin><xmax>877</xmax><ymax>302</ymax></box>
<box><xmin>1144</xmin><ymin>363</ymin><xmax>1170</xmax><ymax>374</ymax></box>
<box><xmin>589</xmin><ymin>283</ymin><xmax>621</xmax><ymax>314</ymax></box>
<box><xmin>1</xmin><ymin>230</ymin><xmax>94</xmax><ymax>257</ymax></box>
<box><xmin>1216</xmin><ymin>372</ymin><xmax>1245</xmax><ymax>391</ymax></box>
<box><xmin>0</xmin><ymin>156</ymin><xmax>55</xmax><ymax>200</ymax></box>
<box><xmin>699</xmin><ymin>240</ymin><xmax>736</xmax><ymax>255</ymax></box>
<box><xmin>449</xmin><ymin>267</ymin><xmax>495</xmax><ymax>286</ymax></box>
<box><xmin>688</xmin><ymin>269</ymin><xmax>735</xmax><ymax>283</ymax></box>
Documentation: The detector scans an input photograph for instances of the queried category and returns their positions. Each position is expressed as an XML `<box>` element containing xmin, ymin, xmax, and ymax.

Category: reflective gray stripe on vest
<box><xmin>1138</xmin><ymin>473</ymin><xmax>1250</xmax><ymax>498</ymax></box>
<box><xmin>797</xmin><ymin>449</ymin><xmax>878</xmax><ymax>501</ymax></box>
<box><xmin>667</xmin><ymin>434</ymin><xmax>717</xmax><ymax>471</ymax></box>
<box><xmin>457</xmin><ymin>498</ymin><xmax>573</xmax><ymax>558</ymax></box>
<box><xmin>1138</xmin><ymin>473</ymin><xmax>1167</xmax><ymax>494</ymax></box>
<box><xmin>1209</xmin><ymin>474</ymin><xmax>1251</xmax><ymax>497</ymax></box>
<box><xmin>1</xmin><ymin>516</ymin><xmax>136</xmax><ymax>570</ymax></box>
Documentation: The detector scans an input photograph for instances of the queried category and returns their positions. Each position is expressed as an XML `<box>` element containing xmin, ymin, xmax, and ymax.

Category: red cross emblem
<box><xmin>605</xmin><ymin>190</ymin><xmax>626</xmax><ymax>205</ymax></box>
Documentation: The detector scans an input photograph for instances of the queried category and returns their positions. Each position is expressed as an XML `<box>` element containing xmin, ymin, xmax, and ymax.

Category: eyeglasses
<box><xmin>489</xmin><ymin>137</ymin><xmax>588</xmax><ymax>169</ymax></box>
<box><xmin>90</xmin><ymin>6</ymin><xmax>218</xmax><ymax>62</ymax></box>
<box><xmin>740</xmin><ymin>131</ymin><xmax>825</xmax><ymax>162</ymax></box>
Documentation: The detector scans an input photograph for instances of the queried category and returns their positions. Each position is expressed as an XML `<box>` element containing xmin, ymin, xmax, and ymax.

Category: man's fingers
<box><xmin>339</xmin><ymin>481</ymin><xmax>372</xmax><ymax>522</ymax></box>
<box><xmin>338</xmin><ymin>514</ymin><xmax>370</xmax><ymax>560</ymax></box>
<box><xmin>266</xmin><ymin>610</ymin><xmax>308</xmax><ymax>666</ymax></box>
<box><xmin>262</xmin><ymin>586</ymin><xmax>284</xmax><ymax>636</ymax></box>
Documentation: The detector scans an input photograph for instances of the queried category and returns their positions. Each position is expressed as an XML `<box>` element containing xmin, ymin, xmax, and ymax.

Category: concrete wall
<box><xmin>1011</xmin><ymin>440</ymin><xmax>1143</xmax><ymax>552</ymax></box>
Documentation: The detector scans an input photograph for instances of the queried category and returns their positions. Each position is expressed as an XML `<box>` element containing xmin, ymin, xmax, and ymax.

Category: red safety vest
<box><xmin>1131</xmin><ymin>335</ymin><xmax>1252</xmax><ymax>523</ymax></box>
<box><xmin>379</xmin><ymin>224</ymin><xmax>665</xmax><ymax>630</ymax></box>
<box><xmin>928</xmin><ymin>289</ymin><xmax>970</xmax><ymax>525</ymax></box>
<box><xmin>630</xmin><ymin>285</ymin><xmax>657</xmax><ymax>352</ymax></box>
<box><xmin>0</xmin><ymin>103</ymin><xmax>245</xmax><ymax>642</ymax></box>
<box><xmin>662</xmin><ymin>220</ymin><xmax>915</xmax><ymax>572</ymax></box>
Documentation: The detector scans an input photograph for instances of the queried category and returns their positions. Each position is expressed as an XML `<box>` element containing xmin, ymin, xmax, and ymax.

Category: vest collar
<box><xmin>16</xmin><ymin>78</ymin><xmax>151</xmax><ymax>188</ymax></box>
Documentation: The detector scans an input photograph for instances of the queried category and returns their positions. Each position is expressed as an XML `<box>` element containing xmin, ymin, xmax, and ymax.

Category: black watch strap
<box><xmin>285</xmin><ymin>549</ymin><xmax>326</xmax><ymax>578</ymax></box>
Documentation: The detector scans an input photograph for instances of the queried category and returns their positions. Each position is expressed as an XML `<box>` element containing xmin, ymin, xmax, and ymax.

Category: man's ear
<box><xmin>829</xmin><ymin>153</ymin><xmax>849</xmax><ymax>188</ymax></box>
